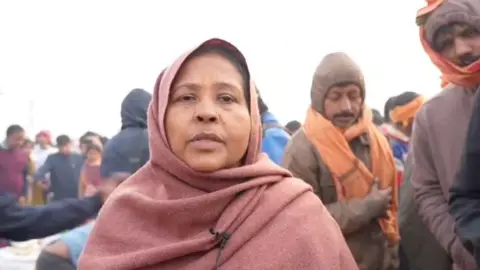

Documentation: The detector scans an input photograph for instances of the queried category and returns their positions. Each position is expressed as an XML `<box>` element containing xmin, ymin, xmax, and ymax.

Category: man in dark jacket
<box><xmin>34</xmin><ymin>135</ymin><xmax>84</xmax><ymax>201</ymax></box>
<box><xmin>100</xmin><ymin>88</ymin><xmax>151</xmax><ymax>176</ymax></box>
<box><xmin>0</xmin><ymin>179</ymin><xmax>117</xmax><ymax>241</ymax></box>
<box><xmin>36</xmin><ymin>88</ymin><xmax>152</xmax><ymax>270</ymax></box>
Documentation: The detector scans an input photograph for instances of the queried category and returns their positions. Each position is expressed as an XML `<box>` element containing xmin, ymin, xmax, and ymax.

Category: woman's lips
<box><xmin>189</xmin><ymin>139</ymin><xmax>223</xmax><ymax>151</ymax></box>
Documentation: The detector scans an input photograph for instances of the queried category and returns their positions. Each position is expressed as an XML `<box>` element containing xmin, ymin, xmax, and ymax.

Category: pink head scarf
<box><xmin>78</xmin><ymin>38</ymin><xmax>357</xmax><ymax>270</ymax></box>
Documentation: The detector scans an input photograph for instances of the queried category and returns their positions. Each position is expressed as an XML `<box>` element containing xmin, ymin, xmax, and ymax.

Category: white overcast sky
<box><xmin>0</xmin><ymin>0</ymin><xmax>439</xmax><ymax>138</ymax></box>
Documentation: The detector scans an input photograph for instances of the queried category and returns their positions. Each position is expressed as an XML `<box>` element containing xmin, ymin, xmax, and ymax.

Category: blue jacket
<box><xmin>0</xmin><ymin>191</ymin><xmax>101</xmax><ymax>241</ymax></box>
<box><xmin>33</xmin><ymin>153</ymin><xmax>84</xmax><ymax>201</ymax></box>
<box><xmin>100</xmin><ymin>89</ymin><xmax>151</xmax><ymax>178</ymax></box>
<box><xmin>391</xmin><ymin>138</ymin><xmax>409</xmax><ymax>164</ymax></box>
<box><xmin>261</xmin><ymin>112</ymin><xmax>290</xmax><ymax>165</ymax></box>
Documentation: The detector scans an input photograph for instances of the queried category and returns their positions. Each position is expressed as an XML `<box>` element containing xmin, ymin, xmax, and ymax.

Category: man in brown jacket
<box><xmin>410</xmin><ymin>1</ymin><xmax>480</xmax><ymax>269</ymax></box>
<box><xmin>282</xmin><ymin>52</ymin><xmax>398</xmax><ymax>270</ymax></box>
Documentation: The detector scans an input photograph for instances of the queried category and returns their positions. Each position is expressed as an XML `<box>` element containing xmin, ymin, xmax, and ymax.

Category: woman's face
<box><xmin>86</xmin><ymin>149</ymin><xmax>101</xmax><ymax>162</ymax></box>
<box><xmin>165</xmin><ymin>52</ymin><xmax>251</xmax><ymax>172</ymax></box>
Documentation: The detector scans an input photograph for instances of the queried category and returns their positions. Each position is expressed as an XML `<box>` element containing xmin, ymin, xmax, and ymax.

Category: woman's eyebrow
<box><xmin>172</xmin><ymin>82</ymin><xmax>201</xmax><ymax>92</ymax></box>
<box><xmin>213</xmin><ymin>82</ymin><xmax>242</xmax><ymax>93</ymax></box>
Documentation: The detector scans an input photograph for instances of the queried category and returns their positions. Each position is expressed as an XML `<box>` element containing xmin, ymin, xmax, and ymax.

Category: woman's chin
<box><xmin>187</xmin><ymin>159</ymin><xmax>225</xmax><ymax>173</ymax></box>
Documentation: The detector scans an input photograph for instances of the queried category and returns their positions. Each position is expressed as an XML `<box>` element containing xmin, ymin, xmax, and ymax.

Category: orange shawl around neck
<box><xmin>78</xmin><ymin>39</ymin><xmax>358</xmax><ymax>270</ymax></box>
<box><xmin>304</xmin><ymin>107</ymin><xmax>399</xmax><ymax>245</ymax></box>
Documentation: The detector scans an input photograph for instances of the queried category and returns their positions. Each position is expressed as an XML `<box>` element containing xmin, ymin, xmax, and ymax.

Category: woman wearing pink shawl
<box><xmin>78</xmin><ymin>38</ymin><xmax>356</xmax><ymax>270</ymax></box>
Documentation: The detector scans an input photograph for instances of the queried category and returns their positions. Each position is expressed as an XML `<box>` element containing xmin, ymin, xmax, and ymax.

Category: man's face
<box><xmin>7</xmin><ymin>131</ymin><xmax>25</xmax><ymax>150</ymax></box>
<box><xmin>22</xmin><ymin>143</ymin><xmax>34</xmax><ymax>155</ymax></box>
<box><xmin>36</xmin><ymin>135</ymin><xmax>48</xmax><ymax>146</ymax></box>
<box><xmin>394</xmin><ymin>118</ymin><xmax>414</xmax><ymax>138</ymax></box>
<box><xmin>323</xmin><ymin>83</ymin><xmax>363</xmax><ymax>129</ymax></box>
<box><xmin>80</xmin><ymin>136</ymin><xmax>99</xmax><ymax>155</ymax></box>
<box><xmin>433</xmin><ymin>23</ymin><xmax>480</xmax><ymax>67</ymax></box>
<box><xmin>59</xmin><ymin>143</ymin><xmax>72</xmax><ymax>154</ymax></box>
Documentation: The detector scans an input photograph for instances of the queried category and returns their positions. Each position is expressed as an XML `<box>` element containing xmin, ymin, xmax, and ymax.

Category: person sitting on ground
<box><xmin>78</xmin><ymin>38</ymin><xmax>357</xmax><ymax>270</ymax></box>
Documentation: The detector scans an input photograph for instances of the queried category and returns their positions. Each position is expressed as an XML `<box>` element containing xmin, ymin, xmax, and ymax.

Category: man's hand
<box><xmin>38</xmin><ymin>179</ymin><xmax>50</xmax><ymax>190</ymax></box>
<box><xmin>366</xmin><ymin>179</ymin><xmax>392</xmax><ymax>218</ymax></box>
<box><xmin>84</xmin><ymin>185</ymin><xmax>98</xmax><ymax>197</ymax></box>
<box><xmin>18</xmin><ymin>196</ymin><xmax>27</xmax><ymax>205</ymax></box>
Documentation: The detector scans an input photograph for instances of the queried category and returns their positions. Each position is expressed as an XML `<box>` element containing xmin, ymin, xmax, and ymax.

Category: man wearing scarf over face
<box><xmin>411</xmin><ymin>0</ymin><xmax>480</xmax><ymax>269</ymax></box>
<box><xmin>443</xmin><ymin>0</ymin><xmax>480</xmax><ymax>267</ymax></box>
<box><xmin>283</xmin><ymin>52</ymin><xmax>399</xmax><ymax>270</ymax></box>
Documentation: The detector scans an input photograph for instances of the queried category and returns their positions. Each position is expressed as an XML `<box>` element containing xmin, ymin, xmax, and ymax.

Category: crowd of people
<box><xmin>1</xmin><ymin>0</ymin><xmax>480</xmax><ymax>269</ymax></box>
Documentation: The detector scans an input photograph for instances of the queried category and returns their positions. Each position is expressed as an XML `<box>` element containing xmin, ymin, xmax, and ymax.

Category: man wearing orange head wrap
<box><xmin>410</xmin><ymin>0</ymin><xmax>480</xmax><ymax>269</ymax></box>
<box><xmin>388</xmin><ymin>92</ymin><xmax>425</xmax><ymax>164</ymax></box>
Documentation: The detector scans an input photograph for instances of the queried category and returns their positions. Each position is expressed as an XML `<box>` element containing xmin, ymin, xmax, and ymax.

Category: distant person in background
<box><xmin>32</xmin><ymin>130</ymin><xmax>56</xmax><ymax>169</ymax></box>
<box><xmin>34</xmin><ymin>135</ymin><xmax>84</xmax><ymax>201</ymax></box>
<box><xmin>21</xmin><ymin>139</ymin><xmax>36</xmax><ymax>205</ymax></box>
<box><xmin>0</xmin><ymin>125</ymin><xmax>28</xmax><ymax>200</ymax></box>
<box><xmin>257</xmin><ymin>89</ymin><xmax>290</xmax><ymax>164</ymax></box>
<box><xmin>380</xmin><ymin>96</ymin><xmax>408</xmax><ymax>186</ymax></box>
<box><xmin>22</xmin><ymin>138</ymin><xmax>34</xmax><ymax>157</ymax></box>
<box><xmin>371</xmin><ymin>108</ymin><xmax>384</xmax><ymax>126</ymax></box>
<box><xmin>99</xmin><ymin>136</ymin><xmax>108</xmax><ymax>146</ymax></box>
<box><xmin>36</xmin><ymin>88</ymin><xmax>152</xmax><ymax>270</ymax></box>
<box><xmin>285</xmin><ymin>120</ymin><xmax>301</xmax><ymax>135</ymax></box>
<box><xmin>389</xmin><ymin>92</ymin><xmax>425</xmax><ymax>164</ymax></box>
<box><xmin>383</xmin><ymin>97</ymin><xmax>395</xmax><ymax>124</ymax></box>
<box><xmin>78</xmin><ymin>142</ymin><xmax>103</xmax><ymax>198</ymax></box>
<box><xmin>100</xmin><ymin>88</ymin><xmax>152</xmax><ymax>176</ymax></box>
<box><xmin>31</xmin><ymin>130</ymin><xmax>57</xmax><ymax>205</ymax></box>
<box><xmin>379</xmin><ymin>97</ymin><xmax>400</xmax><ymax>138</ymax></box>
<box><xmin>78</xmin><ymin>131</ymin><xmax>102</xmax><ymax>156</ymax></box>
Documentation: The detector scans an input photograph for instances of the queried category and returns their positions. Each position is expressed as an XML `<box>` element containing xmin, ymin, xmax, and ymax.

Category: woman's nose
<box><xmin>194</xmin><ymin>100</ymin><xmax>219</xmax><ymax>123</ymax></box>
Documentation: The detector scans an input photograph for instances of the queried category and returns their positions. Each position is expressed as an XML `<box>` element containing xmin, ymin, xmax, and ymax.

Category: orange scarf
<box><xmin>417</xmin><ymin>0</ymin><xmax>480</xmax><ymax>88</ymax></box>
<box><xmin>390</xmin><ymin>95</ymin><xmax>426</xmax><ymax>127</ymax></box>
<box><xmin>304</xmin><ymin>107</ymin><xmax>399</xmax><ymax>245</ymax></box>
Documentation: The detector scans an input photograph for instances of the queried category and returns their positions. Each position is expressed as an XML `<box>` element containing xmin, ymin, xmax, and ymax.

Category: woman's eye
<box><xmin>178</xmin><ymin>95</ymin><xmax>196</xmax><ymax>102</ymax></box>
<box><xmin>219</xmin><ymin>95</ymin><xmax>235</xmax><ymax>104</ymax></box>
